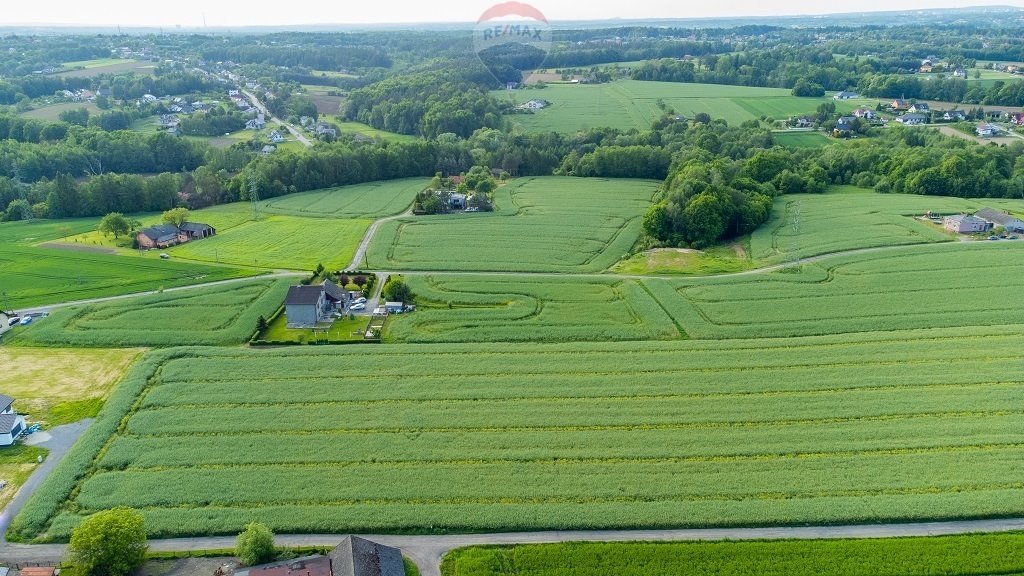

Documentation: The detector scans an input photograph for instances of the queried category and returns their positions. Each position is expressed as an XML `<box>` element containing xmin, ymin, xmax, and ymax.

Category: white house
<box><xmin>269</xmin><ymin>130</ymin><xmax>286</xmax><ymax>143</ymax></box>
<box><xmin>943</xmin><ymin>214</ymin><xmax>991</xmax><ymax>234</ymax></box>
<box><xmin>519</xmin><ymin>99</ymin><xmax>548</xmax><ymax>110</ymax></box>
<box><xmin>976</xmin><ymin>122</ymin><xmax>1001</xmax><ymax>137</ymax></box>
<box><xmin>0</xmin><ymin>395</ymin><xmax>26</xmax><ymax>447</ymax></box>
<box><xmin>833</xmin><ymin>91</ymin><xmax>859</xmax><ymax>100</ymax></box>
<box><xmin>898</xmin><ymin>114</ymin><xmax>928</xmax><ymax>126</ymax></box>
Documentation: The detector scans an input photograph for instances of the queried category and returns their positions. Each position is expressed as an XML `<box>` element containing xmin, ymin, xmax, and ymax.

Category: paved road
<box><xmin>241</xmin><ymin>90</ymin><xmax>312</xmax><ymax>147</ymax></box>
<box><xmin>0</xmin><ymin>420</ymin><xmax>91</xmax><ymax>539</ymax></box>
<box><xmin>16</xmin><ymin>272</ymin><xmax>306</xmax><ymax>317</ymax></box>
<box><xmin>5</xmin><ymin>519</ymin><xmax>1024</xmax><ymax>570</ymax></box>
<box><xmin>346</xmin><ymin>210</ymin><xmax>413</xmax><ymax>271</ymax></box>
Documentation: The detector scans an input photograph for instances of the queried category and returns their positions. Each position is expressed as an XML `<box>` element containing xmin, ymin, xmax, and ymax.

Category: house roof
<box><xmin>139</xmin><ymin>224</ymin><xmax>180</xmax><ymax>241</ymax></box>
<box><xmin>322</xmin><ymin>279</ymin><xmax>347</xmax><ymax>303</ymax></box>
<box><xmin>0</xmin><ymin>394</ymin><xmax>13</xmax><ymax>412</ymax></box>
<box><xmin>251</xmin><ymin>557</ymin><xmax>332</xmax><ymax>576</ymax></box>
<box><xmin>328</xmin><ymin>536</ymin><xmax>406</xmax><ymax>576</ymax></box>
<box><xmin>18</xmin><ymin>568</ymin><xmax>56</xmax><ymax>576</ymax></box>
<box><xmin>285</xmin><ymin>285</ymin><xmax>324</xmax><ymax>306</ymax></box>
<box><xmin>976</xmin><ymin>208</ymin><xmax>1024</xmax><ymax>226</ymax></box>
<box><xmin>946</xmin><ymin>214</ymin><xmax>987</xmax><ymax>225</ymax></box>
<box><xmin>0</xmin><ymin>413</ymin><xmax>20</xmax><ymax>434</ymax></box>
<box><xmin>901</xmin><ymin>114</ymin><xmax>927</xmax><ymax>121</ymax></box>
<box><xmin>179</xmin><ymin>222</ymin><xmax>213</xmax><ymax>233</ymax></box>
<box><xmin>910</xmin><ymin>102</ymin><xmax>930</xmax><ymax>109</ymax></box>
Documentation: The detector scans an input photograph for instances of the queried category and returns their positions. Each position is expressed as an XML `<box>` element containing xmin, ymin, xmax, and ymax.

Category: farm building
<box><xmin>943</xmin><ymin>214</ymin><xmax>991</xmax><ymax>234</ymax></box>
<box><xmin>833</xmin><ymin>91</ymin><xmax>859</xmax><ymax>100</ymax></box>
<box><xmin>385</xmin><ymin>302</ymin><xmax>405</xmax><ymax>314</ymax></box>
<box><xmin>897</xmin><ymin>114</ymin><xmax>928</xmax><ymax>126</ymax></box>
<box><xmin>976</xmin><ymin>208</ymin><xmax>1024</xmax><ymax>233</ymax></box>
<box><xmin>0</xmin><ymin>394</ymin><xmax>27</xmax><ymax>446</ymax></box>
<box><xmin>449</xmin><ymin>193</ymin><xmax>467</xmax><ymax>210</ymax></box>
<box><xmin>891</xmin><ymin>98</ymin><xmax>910</xmax><ymax>110</ymax></box>
<box><xmin>285</xmin><ymin>280</ymin><xmax>350</xmax><ymax>328</ymax></box>
<box><xmin>234</xmin><ymin>536</ymin><xmax>405</xmax><ymax>576</ymax></box>
<box><xmin>136</xmin><ymin>222</ymin><xmax>216</xmax><ymax>249</ymax></box>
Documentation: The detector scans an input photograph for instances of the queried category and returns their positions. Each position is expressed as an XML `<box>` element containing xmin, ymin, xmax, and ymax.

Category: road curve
<box><xmin>4</xmin><ymin>519</ymin><xmax>1024</xmax><ymax>571</ymax></box>
<box><xmin>346</xmin><ymin>210</ymin><xmax>413</xmax><ymax>271</ymax></box>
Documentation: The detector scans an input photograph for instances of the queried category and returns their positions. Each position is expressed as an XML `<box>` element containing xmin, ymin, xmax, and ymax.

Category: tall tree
<box><xmin>68</xmin><ymin>507</ymin><xmax>147</xmax><ymax>576</ymax></box>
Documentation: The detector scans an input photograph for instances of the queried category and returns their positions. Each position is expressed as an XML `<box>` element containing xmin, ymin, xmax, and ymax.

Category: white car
<box><xmin>350</xmin><ymin>303</ymin><xmax>367</xmax><ymax>311</ymax></box>
<box><xmin>353</xmin><ymin>297</ymin><xmax>367</xmax><ymax>304</ymax></box>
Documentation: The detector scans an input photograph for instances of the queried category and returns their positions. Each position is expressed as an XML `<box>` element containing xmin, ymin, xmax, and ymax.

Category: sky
<box><xmin>1</xmin><ymin>0</ymin><xmax>1022</xmax><ymax>27</ymax></box>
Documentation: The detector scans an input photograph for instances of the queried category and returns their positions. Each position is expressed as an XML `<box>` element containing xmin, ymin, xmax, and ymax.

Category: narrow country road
<box><xmin>15</xmin><ymin>272</ymin><xmax>306</xmax><ymax>316</ymax></box>
<box><xmin>4</xmin><ymin>519</ymin><xmax>1024</xmax><ymax>572</ymax></box>
<box><xmin>346</xmin><ymin>209</ymin><xmax>413</xmax><ymax>271</ymax></box>
<box><xmin>241</xmin><ymin>90</ymin><xmax>313</xmax><ymax>147</ymax></box>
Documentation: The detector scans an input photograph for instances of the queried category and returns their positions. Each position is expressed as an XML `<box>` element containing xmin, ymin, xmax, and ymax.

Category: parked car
<box><xmin>1009</xmin><ymin>235</ymin><xmax>1019</xmax><ymax>240</ymax></box>
<box><xmin>353</xmin><ymin>297</ymin><xmax>367</xmax><ymax>304</ymax></box>
<box><xmin>159</xmin><ymin>253</ymin><xmax>170</xmax><ymax>259</ymax></box>
<box><xmin>350</xmin><ymin>303</ymin><xmax>367</xmax><ymax>311</ymax></box>
<box><xmin>988</xmin><ymin>235</ymin><xmax>1000</xmax><ymax>241</ymax></box>
<box><xmin>7</xmin><ymin>317</ymin><xmax>20</xmax><ymax>327</ymax></box>
<box><xmin>19</xmin><ymin>317</ymin><xmax>32</xmax><ymax>326</ymax></box>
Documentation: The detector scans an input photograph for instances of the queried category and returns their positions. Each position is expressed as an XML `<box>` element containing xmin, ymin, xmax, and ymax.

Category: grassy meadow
<box><xmin>260</xmin><ymin>177</ymin><xmax>427</xmax><ymax>218</ymax></box>
<box><xmin>15</xmin><ymin>332</ymin><xmax>1024</xmax><ymax>540</ymax></box>
<box><xmin>7</xmin><ymin>278</ymin><xmax>291</xmax><ymax>348</ymax></box>
<box><xmin>497</xmin><ymin>80</ymin><xmax>878</xmax><ymax>131</ymax></box>
<box><xmin>771</xmin><ymin>130</ymin><xmax>832</xmax><ymax>148</ymax></box>
<box><xmin>333</xmin><ymin>120</ymin><xmax>422</xmax><ymax>142</ymax></box>
<box><xmin>19</xmin><ymin>102</ymin><xmax>102</xmax><ymax>121</ymax></box>
<box><xmin>442</xmin><ymin>535</ymin><xmax>1024</xmax><ymax>576</ymax></box>
<box><xmin>0</xmin><ymin>219</ymin><xmax>256</xmax><ymax>309</ymax></box>
<box><xmin>365</xmin><ymin>177</ymin><xmax>658</xmax><ymax>272</ymax></box>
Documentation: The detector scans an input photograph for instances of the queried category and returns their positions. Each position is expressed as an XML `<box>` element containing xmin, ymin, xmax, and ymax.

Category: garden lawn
<box><xmin>441</xmin><ymin>535</ymin><xmax>1024</xmax><ymax>576</ymax></box>
<box><xmin>7</xmin><ymin>278</ymin><xmax>292</xmax><ymax>348</ymax></box>
<box><xmin>386</xmin><ymin>275</ymin><xmax>680</xmax><ymax>342</ymax></box>
<box><xmin>365</xmin><ymin>177</ymin><xmax>657</xmax><ymax>272</ymax></box>
<box><xmin>15</xmin><ymin>330</ymin><xmax>1024</xmax><ymax>539</ymax></box>
<box><xmin>0</xmin><ymin>219</ymin><xmax>257</xmax><ymax>309</ymax></box>
<box><xmin>0</xmin><ymin>347</ymin><xmax>142</xmax><ymax>425</ymax></box>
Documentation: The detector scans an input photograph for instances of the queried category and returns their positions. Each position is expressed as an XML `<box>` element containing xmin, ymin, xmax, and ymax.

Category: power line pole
<box><xmin>789</xmin><ymin>200</ymin><xmax>802</xmax><ymax>267</ymax></box>
<box><xmin>247</xmin><ymin>173</ymin><xmax>261</xmax><ymax>221</ymax></box>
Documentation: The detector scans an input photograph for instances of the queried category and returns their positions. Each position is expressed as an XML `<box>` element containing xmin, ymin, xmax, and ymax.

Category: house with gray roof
<box><xmin>0</xmin><ymin>394</ymin><xmax>27</xmax><ymax>446</ymax></box>
<box><xmin>234</xmin><ymin>536</ymin><xmax>405</xmax><ymax>576</ymax></box>
<box><xmin>136</xmin><ymin>224</ymin><xmax>183</xmax><ymax>249</ymax></box>
<box><xmin>284</xmin><ymin>280</ymin><xmax>350</xmax><ymax>328</ymax></box>
<box><xmin>976</xmin><ymin>208</ymin><xmax>1024</xmax><ymax>233</ymax></box>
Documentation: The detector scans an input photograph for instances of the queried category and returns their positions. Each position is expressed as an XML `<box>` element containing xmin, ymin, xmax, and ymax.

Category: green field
<box><xmin>260</xmin><ymin>178</ymin><xmax>427</xmax><ymax>218</ymax></box>
<box><xmin>333</xmin><ymin>120</ymin><xmax>421</xmax><ymax>142</ymax></box>
<box><xmin>0</xmin><ymin>219</ymin><xmax>256</xmax><ymax>309</ymax></box>
<box><xmin>771</xmin><ymin>130</ymin><xmax>831</xmax><ymax>148</ymax></box>
<box><xmin>6</xmin><ymin>278</ymin><xmax>291</xmax><ymax>347</ymax></box>
<box><xmin>14</xmin><ymin>330</ymin><xmax>1024</xmax><ymax>540</ymax></box>
<box><xmin>19</xmin><ymin>102</ymin><xmax>101</xmax><ymax>121</ymax></box>
<box><xmin>365</xmin><ymin>177</ymin><xmax>658</xmax><ymax>272</ymax></box>
<box><xmin>442</xmin><ymin>535</ymin><xmax>1024</xmax><ymax>576</ymax></box>
<box><xmin>497</xmin><ymin>80</ymin><xmax>874</xmax><ymax>131</ymax></box>
<box><xmin>386</xmin><ymin>275</ymin><xmax>680</xmax><ymax>342</ymax></box>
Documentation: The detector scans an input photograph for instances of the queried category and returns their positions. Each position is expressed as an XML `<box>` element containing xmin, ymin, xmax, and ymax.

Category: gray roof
<box><xmin>901</xmin><ymin>114</ymin><xmax>927</xmax><ymax>120</ymax></box>
<box><xmin>0</xmin><ymin>394</ymin><xmax>12</xmax><ymax>412</ymax></box>
<box><xmin>139</xmin><ymin>224</ymin><xmax>179</xmax><ymax>241</ymax></box>
<box><xmin>910</xmin><ymin>102</ymin><xmax>930</xmax><ymax>110</ymax></box>
<box><xmin>0</xmin><ymin>413</ymin><xmax>19</xmax><ymax>434</ymax></box>
<box><xmin>322</xmin><ymin>279</ymin><xmax>347</xmax><ymax>303</ymax></box>
<box><xmin>285</xmin><ymin>285</ymin><xmax>324</xmax><ymax>306</ymax></box>
<box><xmin>976</xmin><ymin>208</ymin><xmax>1024</xmax><ymax>226</ymax></box>
<box><xmin>179</xmin><ymin>222</ymin><xmax>213</xmax><ymax>233</ymax></box>
<box><xmin>328</xmin><ymin>536</ymin><xmax>405</xmax><ymax>576</ymax></box>
<box><xmin>947</xmin><ymin>214</ymin><xmax>987</xmax><ymax>225</ymax></box>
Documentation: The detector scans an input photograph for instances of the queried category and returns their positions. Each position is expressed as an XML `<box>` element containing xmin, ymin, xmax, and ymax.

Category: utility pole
<box><xmin>248</xmin><ymin>173</ymin><xmax>261</xmax><ymax>221</ymax></box>
<box><xmin>789</xmin><ymin>200</ymin><xmax>802</xmax><ymax>267</ymax></box>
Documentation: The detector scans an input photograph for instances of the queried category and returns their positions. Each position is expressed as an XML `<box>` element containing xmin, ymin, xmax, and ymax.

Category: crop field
<box><xmin>15</xmin><ymin>332</ymin><xmax>1024</xmax><ymax>540</ymax></box>
<box><xmin>333</xmin><ymin>120</ymin><xmax>421</xmax><ymax>143</ymax></box>
<box><xmin>748</xmin><ymin>187</ymin><xmax>989</xmax><ymax>263</ymax></box>
<box><xmin>260</xmin><ymin>178</ymin><xmax>428</xmax><ymax>219</ymax></box>
<box><xmin>771</xmin><ymin>130</ymin><xmax>832</xmax><ymax>148</ymax></box>
<box><xmin>55</xmin><ymin>59</ymin><xmax>154</xmax><ymax>77</ymax></box>
<box><xmin>652</xmin><ymin>240</ymin><xmax>1024</xmax><ymax>339</ymax></box>
<box><xmin>0</xmin><ymin>347</ymin><xmax>141</xmax><ymax>425</ymax></box>
<box><xmin>442</xmin><ymin>534</ymin><xmax>1024</xmax><ymax>576</ymax></box>
<box><xmin>386</xmin><ymin>275</ymin><xmax>680</xmax><ymax>342</ymax></box>
<box><xmin>7</xmin><ymin>278</ymin><xmax>291</xmax><ymax>347</ymax></box>
<box><xmin>19</xmin><ymin>102</ymin><xmax>102</xmax><ymax>121</ymax></box>
<box><xmin>0</xmin><ymin>219</ymin><xmax>256</xmax><ymax>309</ymax></box>
<box><xmin>299</xmin><ymin>85</ymin><xmax>346</xmax><ymax>115</ymax></box>
<box><xmin>365</xmin><ymin>177</ymin><xmax>657</xmax><ymax>272</ymax></box>
<box><xmin>496</xmin><ymin>81</ymin><xmax>873</xmax><ymax>131</ymax></box>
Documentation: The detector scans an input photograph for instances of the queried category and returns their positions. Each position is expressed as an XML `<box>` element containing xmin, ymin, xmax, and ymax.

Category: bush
<box><xmin>237</xmin><ymin>522</ymin><xmax>276</xmax><ymax>566</ymax></box>
<box><xmin>68</xmin><ymin>507</ymin><xmax>147</xmax><ymax>576</ymax></box>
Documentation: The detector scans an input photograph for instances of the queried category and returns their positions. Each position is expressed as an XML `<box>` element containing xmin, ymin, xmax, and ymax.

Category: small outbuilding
<box><xmin>384</xmin><ymin>302</ymin><xmax>405</xmax><ymax>314</ymax></box>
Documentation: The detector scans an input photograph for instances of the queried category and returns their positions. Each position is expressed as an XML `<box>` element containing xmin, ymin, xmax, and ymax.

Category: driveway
<box><xmin>0</xmin><ymin>420</ymin><xmax>92</xmax><ymax>537</ymax></box>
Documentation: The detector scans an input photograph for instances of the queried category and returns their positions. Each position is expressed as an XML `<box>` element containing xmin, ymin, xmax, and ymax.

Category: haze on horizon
<box><xmin>1</xmin><ymin>0</ymin><xmax>1022</xmax><ymax>28</ymax></box>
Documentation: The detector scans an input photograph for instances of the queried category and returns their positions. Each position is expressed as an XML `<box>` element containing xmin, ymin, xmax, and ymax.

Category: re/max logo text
<box><xmin>481</xmin><ymin>25</ymin><xmax>545</xmax><ymax>41</ymax></box>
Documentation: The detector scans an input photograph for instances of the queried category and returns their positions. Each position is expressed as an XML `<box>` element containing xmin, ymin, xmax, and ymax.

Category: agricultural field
<box><xmin>55</xmin><ymin>59</ymin><xmax>155</xmax><ymax>77</ymax></box>
<box><xmin>333</xmin><ymin>119</ymin><xmax>421</xmax><ymax>142</ymax></box>
<box><xmin>771</xmin><ymin>130</ymin><xmax>832</xmax><ymax>148</ymax></box>
<box><xmin>299</xmin><ymin>85</ymin><xmax>346</xmax><ymax>115</ymax></box>
<box><xmin>19</xmin><ymin>102</ymin><xmax>101</xmax><ymax>121</ymax></box>
<box><xmin>496</xmin><ymin>80</ymin><xmax>877</xmax><ymax>131</ymax></box>
<box><xmin>652</xmin><ymin>240</ymin><xmax>1024</xmax><ymax>339</ymax></box>
<box><xmin>0</xmin><ymin>347</ymin><xmax>141</xmax><ymax>425</ymax></box>
<box><xmin>386</xmin><ymin>275</ymin><xmax>680</xmax><ymax>343</ymax></box>
<box><xmin>14</xmin><ymin>331</ymin><xmax>1024</xmax><ymax>540</ymax></box>
<box><xmin>0</xmin><ymin>219</ymin><xmax>256</xmax><ymax>309</ymax></box>
<box><xmin>260</xmin><ymin>178</ymin><xmax>428</xmax><ymax>219</ymax></box>
<box><xmin>6</xmin><ymin>278</ymin><xmax>291</xmax><ymax>347</ymax></box>
<box><xmin>442</xmin><ymin>535</ymin><xmax>1024</xmax><ymax>576</ymax></box>
<box><xmin>365</xmin><ymin>177</ymin><xmax>657</xmax><ymax>272</ymax></box>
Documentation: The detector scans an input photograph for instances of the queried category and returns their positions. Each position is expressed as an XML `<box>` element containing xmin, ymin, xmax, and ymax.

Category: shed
<box><xmin>384</xmin><ymin>302</ymin><xmax>405</xmax><ymax>314</ymax></box>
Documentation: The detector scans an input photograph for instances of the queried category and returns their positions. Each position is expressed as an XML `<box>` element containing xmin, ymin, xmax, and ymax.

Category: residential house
<box><xmin>852</xmin><ymin>108</ymin><xmax>876</xmax><ymax>119</ymax></box>
<box><xmin>953</xmin><ymin>68</ymin><xmax>968</xmax><ymax>78</ymax></box>
<box><xmin>518</xmin><ymin>99</ymin><xmax>548</xmax><ymax>110</ymax></box>
<box><xmin>0</xmin><ymin>394</ymin><xmax>26</xmax><ymax>447</ymax></box>
<box><xmin>136</xmin><ymin>224</ymin><xmax>183</xmax><ymax>249</ymax></box>
<box><xmin>794</xmin><ymin>116</ymin><xmax>813</xmax><ymax>128</ymax></box>
<box><xmin>284</xmin><ymin>280</ymin><xmax>350</xmax><ymax>328</ymax></box>
<box><xmin>832</xmin><ymin>91</ymin><xmax>858</xmax><ymax>100</ymax></box>
<box><xmin>943</xmin><ymin>110</ymin><xmax>967</xmax><ymax>121</ymax></box>
<box><xmin>315</xmin><ymin>124</ymin><xmax>337</xmax><ymax>138</ymax></box>
<box><xmin>247</xmin><ymin>117</ymin><xmax>266</xmax><ymax>130</ymax></box>
<box><xmin>898</xmin><ymin>113</ymin><xmax>928</xmax><ymax>126</ymax></box>
<box><xmin>908</xmin><ymin>102</ymin><xmax>930</xmax><ymax>114</ymax></box>
<box><xmin>919</xmin><ymin>64</ymin><xmax>933</xmax><ymax>73</ymax></box>
<box><xmin>1010</xmin><ymin>112</ymin><xmax>1024</xmax><ymax>126</ymax></box>
<box><xmin>299</xmin><ymin>116</ymin><xmax>313</xmax><ymax>127</ymax></box>
<box><xmin>261</xmin><ymin>145</ymin><xmax>277</xmax><ymax>156</ymax></box>
<box><xmin>976</xmin><ymin>208</ymin><xmax>1024</xmax><ymax>233</ymax></box>
<box><xmin>179</xmin><ymin>222</ymin><xmax>216</xmax><ymax>240</ymax></box>
<box><xmin>834</xmin><ymin>116</ymin><xmax>856</xmax><ymax>135</ymax></box>
<box><xmin>228</xmin><ymin>89</ymin><xmax>240</xmax><ymax>97</ymax></box>
<box><xmin>234</xmin><ymin>536</ymin><xmax>405</xmax><ymax>576</ymax></box>
<box><xmin>891</xmin><ymin>98</ymin><xmax>910</xmax><ymax>111</ymax></box>
<box><xmin>943</xmin><ymin>214</ymin><xmax>991</xmax><ymax>234</ymax></box>
<box><xmin>449</xmin><ymin>193</ymin><xmax>467</xmax><ymax>210</ymax></box>
<box><xmin>269</xmin><ymin>130</ymin><xmax>286</xmax><ymax>143</ymax></box>
<box><xmin>976</xmin><ymin>122</ymin><xmax>1001</xmax><ymax>137</ymax></box>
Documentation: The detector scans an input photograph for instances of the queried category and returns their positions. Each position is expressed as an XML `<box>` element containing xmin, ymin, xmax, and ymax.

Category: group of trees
<box><xmin>178</xmin><ymin>107</ymin><xmax>247</xmax><ymax>137</ymax></box>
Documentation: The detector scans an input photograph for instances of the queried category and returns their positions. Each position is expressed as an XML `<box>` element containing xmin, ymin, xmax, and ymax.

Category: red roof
<box><xmin>20</xmin><ymin>568</ymin><xmax>56</xmax><ymax>576</ymax></box>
